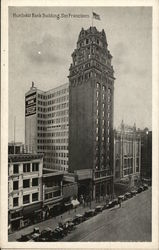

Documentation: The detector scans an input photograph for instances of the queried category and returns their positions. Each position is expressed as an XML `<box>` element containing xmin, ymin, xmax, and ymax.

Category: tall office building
<box><xmin>69</xmin><ymin>27</ymin><xmax>115</xmax><ymax>199</ymax></box>
<box><xmin>25</xmin><ymin>83</ymin><xmax>69</xmax><ymax>171</ymax></box>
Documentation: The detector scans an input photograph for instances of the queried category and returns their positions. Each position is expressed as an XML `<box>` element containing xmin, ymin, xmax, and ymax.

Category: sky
<box><xmin>9</xmin><ymin>6</ymin><xmax>152</xmax><ymax>143</ymax></box>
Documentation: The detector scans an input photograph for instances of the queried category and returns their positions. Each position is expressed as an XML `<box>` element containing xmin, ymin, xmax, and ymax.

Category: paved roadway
<box><xmin>61</xmin><ymin>188</ymin><xmax>152</xmax><ymax>242</ymax></box>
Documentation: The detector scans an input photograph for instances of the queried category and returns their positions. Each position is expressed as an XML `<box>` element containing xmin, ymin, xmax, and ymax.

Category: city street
<box><xmin>61</xmin><ymin>188</ymin><xmax>151</xmax><ymax>242</ymax></box>
<box><xmin>9</xmin><ymin>188</ymin><xmax>151</xmax><ymax>242</ymax></box>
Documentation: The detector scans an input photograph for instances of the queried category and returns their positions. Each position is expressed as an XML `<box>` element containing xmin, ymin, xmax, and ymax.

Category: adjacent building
<box><xmin>8</xmin><ymin>142</ymin><xmax>24</xmax><ymax>154</ymax></box>
<box><xmin>42</xmin><ymin>168</ymin><xmax>64</xmax><ymax>218</ymax></box>
<box><xmin>139</xmin><ymin>128</ymin><xmax>152</xmax><ymax>180</ymax></box>
<box><xmin>114</xmin><ymin>121</ymin><xmax>141</xmax><ymax>187</ymax></box>
<box><xmin>25</xmin><ymin>83</ymin><xmax>69</xmax><ymax>171</ymax></box>
<box><xmin>8</xmin><ymin>153</ymin><xmax>43</xmax><ymax>232</ymax></box>
<box><xmin>68</xmin><ymin>26</ymin><xmax>115</xmax><ymax>200</ymax></box>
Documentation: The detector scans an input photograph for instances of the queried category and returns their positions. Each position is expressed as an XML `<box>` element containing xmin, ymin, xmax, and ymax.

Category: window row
<box><xmin>13</xmin><ymin>178</ymin><xmax>39</xmax><ymax>190</ymax></box>
<box><xmin>38</xmin><ymin>145</ymin><xmax>68</xmax><ymax>151</ymax></box>
<box><xmin>41</xmin><ymin>110</ymin><xmax>69</xmax><ymax>118</ymax></box>
<box><xmin>45</xmin><ymin>190</ymin><xmax>61</xmax><ymax>200</ymax></box>
<box><xmin>37</xmin><ymin>131</ymin><xmax>68</xmax><ymax>138</ymax></box>
<box><xmin>46</xmin><ymin>152</ymin><xmax>68</xmax><ymax>157</ymax></box>
<box><xmin>45</xmin><ymin>158</ymin><xmax>68</xmax><ymax>165</ymax></box>
<box><xmin>38</xmin><ymin>88</ymin><xmax>68</xmax><ymax>100</ymax></box>
<box><xmin>96</xmin><ymin>83</ymin><xmax>112</xmax><ymax>91</ymax></box>
<box><xmin>13</xmin><ymin>193</ymin><xmax>39</xmax><ymax>207</ymax></box>
<box><xmin>38</xmin><ymin>96</ymin><xmax>69</xmax><ymax>106</ymax></box>
<box><xmin>13</xmin><ymin>163</ymin><xmax>39</xmax><ymax>174</ymax></box>
<box><xmin>37</xmin><ymin>138</ymin><xmax>68</xmax><ymax>144</ymax></box>
<box><xmin>38</xmin><ymin>102</ymin><xmax>68</xmax><ymax>112</ymax></box>
<box><xmin>37</xmin><ymin>124</ymin><xmax>68</xmax><ymax>131</ymax></box>
<box><xmin>37</xmin><ymin>117</ymin><xmax>68</xmax><ymax>125</ymax></box>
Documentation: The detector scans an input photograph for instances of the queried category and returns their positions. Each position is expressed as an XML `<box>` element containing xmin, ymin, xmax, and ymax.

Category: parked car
<box><xmin>63</xmin><ymin>218</ymin><xmax>75</xmax><ymax>231</ymax></box>
<box><xmin>18</xmin><ymin>234</ymin><xmax>31</xmax><ymax>242</ymax></box>
<box><xmin>73</xmin><ymin>214</ymin><xmax>85</xmax><ymax>225</ymax></box>
<box><xmin>39</xmin><ymin>227</ymin><xmax>55</xmax><ymax>242</ymax></box>
<box><xmin>118</xmin><ymin>195</ymin><xmax>125</xmax><ymax>202</ymax></box>
<box><xmin>107</xmin><ymin>201</ymin><xmax>115</xmax><ymax>208</ymax></box>
<box><xmin>125</xmin><ymin>192</ymin><xmax>132</xmax><ymax>199</ymax></box>
<box><xmin>95</xmin><ymin>205</ymin><xmax>104</xmax><ymax>214</ymax></box>
<box><xmin>137</xmin><ymin>186</ymin><xmax>144</xmax><ymax>193</ymax></box>
<box><xmin>130</xmin><ymin>190</ymin><xmax>137</xmax><ymax>196</ymax></box>
<box><xmin>103</xmin><ymin>203</ymin><xmax>110</xmax><ymax>210</ymax></box>
<box><xmin>143</xmin><ymin>184</ymin><xmax>148</xmax><ymax>190</ymax></box>
<box><xmin>84</xmin><ymin>209</ymin><xmax>96</xmax><ymax>219</ymax></box>
<box><xmin>54</xmin><ymin>227</ymin><xmax>65</xmax><ymax>239</ymax></box>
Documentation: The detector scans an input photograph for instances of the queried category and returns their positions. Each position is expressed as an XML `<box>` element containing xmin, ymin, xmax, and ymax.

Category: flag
<box><xmin>92</xmin><ymin>12</ymin><xmax>101</xmax><ymax>20</ymax></box>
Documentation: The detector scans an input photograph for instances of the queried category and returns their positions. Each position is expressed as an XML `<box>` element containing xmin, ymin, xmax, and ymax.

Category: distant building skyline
<box><xmin>9</xmin><ymin>7</ymin><xmax>152</xmax><ymax>142</ymax></box>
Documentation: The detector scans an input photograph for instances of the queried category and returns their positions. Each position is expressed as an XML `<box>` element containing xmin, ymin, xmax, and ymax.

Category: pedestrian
<box><xmin>118</xmin><ymin>199</ymin><xmax>122</xmax><ymax>208</ymax></box>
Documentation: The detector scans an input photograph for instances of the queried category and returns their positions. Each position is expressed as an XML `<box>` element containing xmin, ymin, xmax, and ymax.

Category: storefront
<box><xmin>23</xmin><ymin>202</ymin><xmax>42</xmax><ymax>226</ymax></box>
<box><xmin>8</xmin><ymin>207</ymin><xmax>23</xmax><ymax>232</ymax></box>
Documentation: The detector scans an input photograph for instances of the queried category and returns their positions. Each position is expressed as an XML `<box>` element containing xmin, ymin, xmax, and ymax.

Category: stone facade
<box><xmin>114</xmin><ymin>121</ymin><xmax>141</xmax><ymax>186</ymax></box>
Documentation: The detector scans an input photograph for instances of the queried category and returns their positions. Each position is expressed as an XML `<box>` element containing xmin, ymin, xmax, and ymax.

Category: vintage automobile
<box><xmin>130</xmin><ymin>190</ymin><xmax>137</xmax><ymax>196</ymax></box>
<box><xmin>107</xmin><ymin>200</ymin><xmax>116</xmax><ymax>209</ymax></box>
<box><xmin>137</xmin><ymin>186</ymin><xmax>144</xmax><ymax>193</ymax></box>
<box><xmin>53</xmin><ymin>226</ymin><xmax>65</xmax><ymax>239</ymax></box>
<box><xmin>118</xmin><ymin>195</ymin><xmax>125</xmax><ymax>202</ymax></box>
<box><xmin>143</xmin><ymin>184</ymin><xmax>148</xmax><ymax>190</ymax></box>
<box><xmin>95</xmin><ymin>205</ymin><xmax>104</xmax><ymax>214</ymax></box>
<box><xmin>39</xmin><ymin>227</ymin><xmax>57</xmax><ymax>242</ymax></box>
<box><xmin>125</xmin><ymin>192</ymin><xmax>132</xmax><ymax>199</ymax></box>
<box><xmin>17</xmin><ymin>227</ymin><xmax>40</xmax><ymax>242</ymax></box>
<box><xmin>62</xmin><ymin>218</ymin><xmax>75</xmax><ymax>232</ymax></box>
<box><xmin>84</xmin><ymin>209</ymin><xmax>96</xmax><ymax>219</ymax></box>
<box><xmin>73</xmin><ymin>214</ymin><xmax>85</xmax><ymax>225</ymax></box>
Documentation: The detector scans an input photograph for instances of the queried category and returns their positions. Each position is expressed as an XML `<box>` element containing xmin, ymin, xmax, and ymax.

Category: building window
<box><xmin>13</xmin><ymin>164</ymin><xmax>19</xmax><ymax>174</ymax></box>
<box><xmin>13</xmin><ymin>197</ymin><xmax>19</xmax><ymax>207</ymax></box>
<box><xmin>23</xmin><ymin>179</ymin><xmax>30</xmax><ymax>188</ymax></box>
<box><xmin>45</xmin><ymin>193</ymin><xmax>52</xmax><ymax>200</ymax></box>
<box><xmin>53</xmin><ymin>190</ymin><xmax>61</xmax><ymax>197</ymax></box>
<box><xmin>23</xmin><ymin>163</ymin><xmax>30</xmax><ymax>173</ymax></box>
<box><xmin>96</xmin><ymin>83</ymin><xmax>99</xmax><ymax>88</ymax></box>
<box><xmin>23</xmin><ymin>194</ymin><xmax>30</xmax><ymax>204</ymax></box>
<box><xmin>32</xmin><ymin>163</ymin><xmax>39</xmax><ymax>172</ymax></box>
<box><xmin>32</xmin><ymin>193</ymin><xmax>38</xmax><ymax>202</ymax></box>
<box><xmin>96</xmin><ymin>91</ymin><xmax>99</xmax><ymax>98</ymax></box>
<box><xmin>13</xmin><ymin>181</ymin><xmax>19</xmax><ymax>190</ymax></box>
<box><xmin>32</xmin><ymin>178</ymin><xmax>38</xmax><ymax>186</ymax></box>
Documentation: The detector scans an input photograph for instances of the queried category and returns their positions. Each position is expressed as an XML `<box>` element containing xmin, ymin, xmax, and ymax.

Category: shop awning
<box><xmin>10</xmin><ymin>216</ymin><xmax>23</xmax><ymax>222</ymax></box>
<box><xmin>9</xmin><ymin>207</ymin><xmax>23</xmax><ymax>213</ymax></box>
<box><xmin>64</xmin><ymin>202</ymin><xmax>72</xmax><ymax>207</ymax></box>
<box><xmin>47</xmin><ymin>202</ymin><xmax>61</xmax><ymax>210</ymax></box>
<box><xmin>23</xmin><ymin>202</ymin><xmax>42</xmax><ymax>216</ymax></box>
<box><xmin>71</xmin><ymin>199</ymin><xmax>80</xmax><ymax>208</ymax></box>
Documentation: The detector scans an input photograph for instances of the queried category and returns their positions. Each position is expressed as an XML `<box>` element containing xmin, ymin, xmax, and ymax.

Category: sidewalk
<box><xmin>8</xmin><ymin>198</ymin><xmax>106</xmax><ymax>242</ymax></box>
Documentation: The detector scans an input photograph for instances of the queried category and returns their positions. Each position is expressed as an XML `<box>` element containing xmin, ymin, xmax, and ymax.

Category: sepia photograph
<box><xmin>1</xmin><ymin>0</ymin><xmax>159</xmax><ymax>249</ymax></box>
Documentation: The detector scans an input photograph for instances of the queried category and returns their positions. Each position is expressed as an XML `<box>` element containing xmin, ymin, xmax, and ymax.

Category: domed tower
<box><xmin>68</xmin><ymin>26</ymin><xmax>115</xmax><ymax>199</ymax></box>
